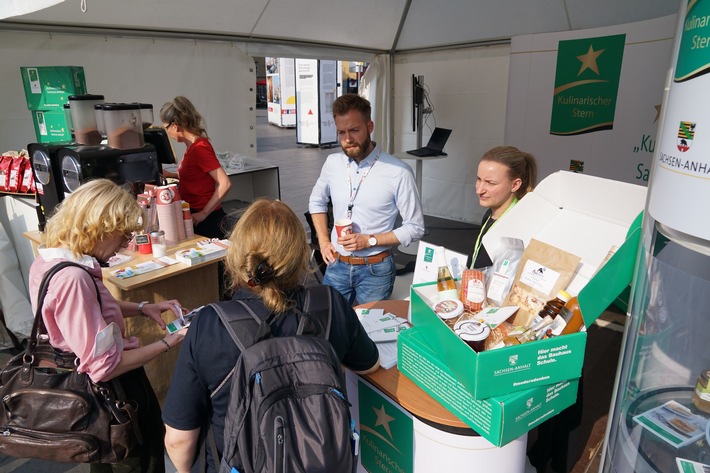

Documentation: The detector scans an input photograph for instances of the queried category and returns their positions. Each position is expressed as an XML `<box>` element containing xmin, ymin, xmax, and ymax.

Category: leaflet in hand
<box><xmin>166</xmin><ymin>306</ymin><xmax>202</xmax><ymax>334</ymax></box>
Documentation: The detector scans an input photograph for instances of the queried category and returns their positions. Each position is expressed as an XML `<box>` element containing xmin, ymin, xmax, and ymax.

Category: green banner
<box><xmin>358</xmin><ymin>380</ymin><xmax>413</xmax><ymax>473</ymax></box>
<box><xmin>550</xmin><ymin>34</ymin><xmax>626</xmax><ymax>135</ymax></box>
<box><xmin>676</xmin><ymin>0</ymin><xmax>710</xmax><ymax>81</ymax></box>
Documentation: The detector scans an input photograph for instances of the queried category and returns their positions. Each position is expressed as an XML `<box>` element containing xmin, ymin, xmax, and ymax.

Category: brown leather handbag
<box><xmin>0</xmin><ymin>261</ymin><xmax>142</xmax><ymax>463</ymax></box>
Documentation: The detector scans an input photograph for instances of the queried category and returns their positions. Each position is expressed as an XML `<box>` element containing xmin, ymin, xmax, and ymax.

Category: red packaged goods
<box><xmin>460</xmin><ymin>269</ymin><xmax>486</xmax><ymax>312</ymax></box>
<box><xmin>8</xmin><ymin>156</ymin><xmax>26</xmax><ymax>193</ymax></box>
<box><xmin>19</xmin><ymin>154</ymin><xmax>34</xmax><ymax>193</ymax></box>
<box><xmin>0</xmin><ymin>155</ymin><xmax>11</xmax><ymax>192</ymax></box>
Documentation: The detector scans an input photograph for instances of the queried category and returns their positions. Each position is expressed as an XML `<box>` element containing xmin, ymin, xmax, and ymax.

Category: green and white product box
<box><xmin>398</xmin><ymin>328</ymin><xmax>579</xmax><ymax>447</ymax></box>
<box><xmin>31</xmin><ymin>110</ymin><xmax>72</xmax><ymax>143</ymax></box>
<box><xmin>20</xmin><ymin>66</ymin><xmax>87</xmax><ymax>110</ymax></box>
<box><xmin>410</xmin><ymin>171</ymin><xmax>646</xmax><ymax>400</ymax></box>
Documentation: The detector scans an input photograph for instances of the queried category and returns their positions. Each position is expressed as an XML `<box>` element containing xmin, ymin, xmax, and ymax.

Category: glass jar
<box><xmin>150</xmin><ymin>230</ymin><xmax>167</xmax><ymax>257</ymax></box>
<box><xmin>431</xmin><ymin>299</ymin><xmax>463</xmax><ymax>329</ymax></box>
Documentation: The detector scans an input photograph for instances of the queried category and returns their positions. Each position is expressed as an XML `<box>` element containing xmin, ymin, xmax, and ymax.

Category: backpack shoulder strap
<box><xmin>200</xmin><ymin>300</ymin><xmax>261</xmax><ymax>473</ymax></box>
<box><xmin>208</xmin><ymin>300</ymin><xmax>262</xmax><ymax>353</ymax></box>
<box><xmin>297</xmin><ymin>284</ymin><xmax>332</xmax><ymax>338</ymax></box>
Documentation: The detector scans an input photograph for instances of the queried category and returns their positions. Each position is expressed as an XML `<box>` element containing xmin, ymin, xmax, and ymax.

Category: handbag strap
<box><xmin>27</xmin><ymin>261</ymin><xmax>101</xmax><ymax>356</ymax></box>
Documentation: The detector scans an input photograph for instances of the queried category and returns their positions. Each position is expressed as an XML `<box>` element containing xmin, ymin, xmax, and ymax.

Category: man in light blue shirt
<box><xmin>309</xmin><ymin>94</ymin><xmax>424</xmax><ymax>304</ymax></box>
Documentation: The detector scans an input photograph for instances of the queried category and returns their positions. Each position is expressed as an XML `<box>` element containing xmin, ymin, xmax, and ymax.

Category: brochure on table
<box><xmin>111</xmin><ymin>256</ymin><xmax>178</xmax><ymax>279</ymax></box>
<box><xmin>355</xmin><ymin>307</ymin><xmax>410</xmax><ymax>369</ymax></box>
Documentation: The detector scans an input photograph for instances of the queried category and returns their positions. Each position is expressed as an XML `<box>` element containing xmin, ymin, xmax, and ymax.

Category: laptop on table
<box><xmin>406</xmin><ymin>127</ymin><xmax>452</xmax><ymax>157</ymax></box>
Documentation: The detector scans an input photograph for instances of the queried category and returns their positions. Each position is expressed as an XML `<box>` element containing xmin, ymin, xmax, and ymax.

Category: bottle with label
<box><xmin>436</xmin><ymin>246</ymin><xmax>458</xmax><ymax>301</ymax></box>
<box><xmin>538</xmin><ymin>290</ymin><xmax>571</xmax><ymax>319</ymax></box>
<box><xmin>558</xmin><ymin>296</ymin><xmax>585</xmax><ymax>335</ymax></box>
<box><xmin>541</xmin><ymin>290</ymin><xmax>571</xmax><ymax>335</ymax></box>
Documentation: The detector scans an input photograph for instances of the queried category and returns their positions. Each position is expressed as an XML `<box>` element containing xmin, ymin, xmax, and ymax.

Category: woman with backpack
<box><xmin>163</xmin><ymin>198</ymin><xmax>380</xmax><ymax>473</ymax></box>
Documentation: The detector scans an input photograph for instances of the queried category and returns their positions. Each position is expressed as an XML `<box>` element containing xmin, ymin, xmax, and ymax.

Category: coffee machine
<box><xmin>28</xmin><ymin>141</ymin><xmax>76</xmax><ymax>228</ymax></box>
<box><xmin>58</xmin><ymin>144</ymin><xmax>160</xmax><ymax>195</ymax></box>
<box><xmin>28</xmin><ymin>98</ymin><xmax>165</xmax><ymax>231</ymax></box>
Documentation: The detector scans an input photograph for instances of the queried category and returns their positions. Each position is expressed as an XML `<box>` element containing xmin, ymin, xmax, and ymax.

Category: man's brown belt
<box><xmin>335</xmin><ymin>250</ymin><xmax>391</xmax><ymax>265</ymax></box>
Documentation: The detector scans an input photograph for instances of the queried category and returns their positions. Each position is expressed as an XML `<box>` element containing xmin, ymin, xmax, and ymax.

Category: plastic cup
<box><xmin>334</xmin><ymin>219</ymin><xmax>352</xmax><ymax>238</ymax></box>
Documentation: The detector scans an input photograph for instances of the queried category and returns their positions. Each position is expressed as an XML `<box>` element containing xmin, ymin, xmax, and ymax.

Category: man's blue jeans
<box><xmin>322</xmin><ymin>255</ymin><xmax>396</xmax><ymax>305</ymax></box>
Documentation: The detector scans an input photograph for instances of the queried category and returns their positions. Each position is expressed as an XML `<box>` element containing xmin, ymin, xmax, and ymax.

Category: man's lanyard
<box><xmin>345</xmin><ymin>149</ymin><xmax>381</xmax><ymax>220</ymax></box>
<box><xmin>470</xmin><ymin>197</ymin><xmax>518</xmax><ymax>269</ymax></box>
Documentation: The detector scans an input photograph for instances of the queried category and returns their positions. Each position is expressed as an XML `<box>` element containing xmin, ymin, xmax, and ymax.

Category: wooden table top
<box><xmin>23</xmin><ymin>231</ymin><xmax>223</xmax><ymax>292</ymax></box>
<box><xmin>358</xmin><ymin>299</ymin><xmax>469</xmax><ymax>429</ymax></box>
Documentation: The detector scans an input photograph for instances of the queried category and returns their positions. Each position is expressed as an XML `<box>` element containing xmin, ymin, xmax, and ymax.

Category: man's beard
<box><xmin>342</xmin><ymin>137</ymin><xmax>371</xmax><ymax>160</ymax></box>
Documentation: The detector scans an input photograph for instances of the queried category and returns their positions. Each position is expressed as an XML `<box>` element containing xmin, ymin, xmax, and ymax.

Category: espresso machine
<box><xmin>28</xmin><ymin>97</ymin><xmax>163</xmax><ymax>230</ymax></box>
<box><xmin>58</xmin><ymin>144</ymin><xmax>160</xmax><ymax>195</ymax></box>
<box><xmin>28</xmin><ymin>141</ymin><xmax>75</xmax><ymax>229</ymax></box>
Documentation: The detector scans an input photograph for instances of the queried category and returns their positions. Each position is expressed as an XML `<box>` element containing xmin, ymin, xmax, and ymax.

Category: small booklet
<box><xmin>106</xmin><ymin>252</ymin><xmax>133</xmax><ymax>267</ymax></box>
<box><xmin>676</xmin><ymin>457</ymin><xmax>710</xmax><ymax>473</ymax></box>
<box><xmin>633</xmin><ymin>400</ymin><xmax>708</xmax><ymax>448</ymax></box>
<box><xmin>110</xmin><ymin>256</ymin><xmax>178</xmax><ymax>279</ymax></box>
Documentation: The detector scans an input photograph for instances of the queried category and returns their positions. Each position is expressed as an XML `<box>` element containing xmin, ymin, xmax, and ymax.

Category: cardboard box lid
<box><xmin>482</xmin><ymin>171</ymin><xmax>647</xmax><ymax>295</ymax></box>
<box><xmin>578</xmin><ymin>211</ymin><xmax>642</xmax><ymax>326</ymax></box>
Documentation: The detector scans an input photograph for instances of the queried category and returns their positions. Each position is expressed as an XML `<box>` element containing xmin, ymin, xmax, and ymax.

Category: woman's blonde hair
<box><xmin>160</xmin><ymin>96</ymin><xmax>208</xmax><ymax>138</ymax></box>
<box><xmin>224</xmin><ymin>199</ymin><xmax>310</xmax><ymax>314</ymax></box>
<box><xmin>44</xmin><ymin>179</ymin><xmax>145</xmax><ymax>259</ymax></box>
<box><xmin>481</xmin><ymin>146</ymin><xmax>538</xmax><ymax>199</ymax></box>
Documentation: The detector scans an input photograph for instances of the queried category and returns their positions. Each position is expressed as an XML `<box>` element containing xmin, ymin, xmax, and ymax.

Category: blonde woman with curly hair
<box><xmin>163</xmin><ymin>198</ymin><xmax>379</xmax><ymax>473</ymax></box>
<box><xmin>28</xmin><ymin>178</ymin><xmax>188</xmax><ymax>473</ymax></box>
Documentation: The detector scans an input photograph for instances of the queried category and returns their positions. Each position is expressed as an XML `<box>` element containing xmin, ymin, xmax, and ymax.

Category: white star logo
<box><xmin>373</xmin><ymin>404</ymin><xmax>395</xmax><ymax>440</ymax></box>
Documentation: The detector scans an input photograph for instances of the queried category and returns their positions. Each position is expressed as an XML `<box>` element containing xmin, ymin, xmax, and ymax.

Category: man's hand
<box><xmin>319</xmin><ymin>240</ymin><xmax>337</xmax><ymax>264</ymax></box>
<box><xmin>337</xmin><ymin>232</ymin><xmax>369</xmax><ymax>253</ymax></box>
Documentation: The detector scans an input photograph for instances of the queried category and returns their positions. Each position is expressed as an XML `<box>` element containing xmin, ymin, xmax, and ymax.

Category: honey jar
<box><xmin>454</xmin><ymin>319</ymin><xmax>490</xmax><ymax>353</ymax></box>
<box><xmin>692</xmin><ymin>369</ymin><xmax>710</xmax><ymax>414</ymax></box>
<box><xmin>432</xmin><ymin>299</ymin><xmax>464</xmax><ymax>329</ymax></box>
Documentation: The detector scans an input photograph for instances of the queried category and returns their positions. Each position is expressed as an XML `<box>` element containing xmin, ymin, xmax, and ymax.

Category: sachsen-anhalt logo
<box><xmin>509</xmin><ymin>354</ymin><xmax>519</xmax><ymax>366</ymax></box>
<box><xmin>677</xmin><ymin>121</ymin><xmax>695</xmax><ymax>152</ymax></box>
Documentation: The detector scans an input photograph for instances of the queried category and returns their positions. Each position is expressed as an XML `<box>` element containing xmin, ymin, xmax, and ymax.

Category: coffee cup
<box><xmin>334</xmin><ymin>219</ymin><xmax>353</xmax><ymax>238</ymax></box>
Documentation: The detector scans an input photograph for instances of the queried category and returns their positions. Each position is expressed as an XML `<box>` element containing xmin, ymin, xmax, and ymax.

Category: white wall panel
<box><xmin>0</xmin><ymin>30</ymin><xmax>256</xmax><ymax>158</ymax></box>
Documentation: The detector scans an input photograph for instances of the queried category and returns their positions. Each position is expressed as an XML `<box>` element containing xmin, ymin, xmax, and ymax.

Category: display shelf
<box><xmin>0</xmin><ymin>191</ymin><xmax>34</xmax><ymax>197</ymax></box>
<box><xmin>618</xmin><ymin>386</ymin><xmax>710</xmax><ymax>473</ymax></box>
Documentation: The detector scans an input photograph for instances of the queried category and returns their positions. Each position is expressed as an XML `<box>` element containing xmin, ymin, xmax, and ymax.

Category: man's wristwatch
<box><xmin>137</xmin><ymin>301</ymin><xmax>149</xmax><ymax>317</ymax></box>
<box><xmin>368</xmin><ymin>235</ymin><xmax>378</xmax><ymax>248</ymax></box>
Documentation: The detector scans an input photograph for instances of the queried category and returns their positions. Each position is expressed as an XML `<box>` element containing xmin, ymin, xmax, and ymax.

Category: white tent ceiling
<box><xmin>1</xmin><ymin>0</ymin><xmax>678</xmax><ymax>55</ymax></box>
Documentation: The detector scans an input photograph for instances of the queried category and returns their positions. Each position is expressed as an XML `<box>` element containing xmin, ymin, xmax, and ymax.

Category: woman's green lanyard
<box><xmin>470</xmin><ymin>197</ymin><xmax>518</xmax><ymax>269</ymax></box>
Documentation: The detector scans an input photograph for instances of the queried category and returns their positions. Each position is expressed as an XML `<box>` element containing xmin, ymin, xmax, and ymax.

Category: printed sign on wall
<box><xmin>648</xmin><ymin>0</ymin><xmax>710</xmax><ymax>240</ymax></box>
<box><xmin>550</xmin><ymin>34</ymin><xmax>626</xmax><ymax>135</ymax></box>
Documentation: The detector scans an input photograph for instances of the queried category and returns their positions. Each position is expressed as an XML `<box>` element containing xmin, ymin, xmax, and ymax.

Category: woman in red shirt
<box><xmin>160</xmin><ymin>96</ymin><xmax>232</xmax><ymax>239</ymax></box>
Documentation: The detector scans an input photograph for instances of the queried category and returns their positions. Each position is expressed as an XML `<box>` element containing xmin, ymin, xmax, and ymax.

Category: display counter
<box><xmin>23</xmin><ymin>231</ymin><xmax>223</xmax><ymax>403</ymax></box>
<box><xmin>221</xmin><ymin>163</ymin><xmax>281</xmax><ymax>216</ymax></box>
<box><xmin>350</xmin><ymin>299</ymin><xmax>528</xmax><ymax>473</ymax></box>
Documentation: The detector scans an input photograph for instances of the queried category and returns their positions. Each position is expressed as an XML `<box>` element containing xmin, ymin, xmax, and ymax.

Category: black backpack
<box><xmin>209</xmin><ymin>285</ymin><xmax>357</xmax><ymax>473</ymax></box>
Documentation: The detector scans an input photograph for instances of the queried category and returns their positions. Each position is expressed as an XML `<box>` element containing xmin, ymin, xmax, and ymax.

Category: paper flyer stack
<box><xmin>355</xmin><ymin>308</ymin><xmax>410</xmax><ymax>370</ymax></box>
<box><xmin>175</xmin><ymin>239</ymin><xmax>231</xmax><ymax>266</ymax></box>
